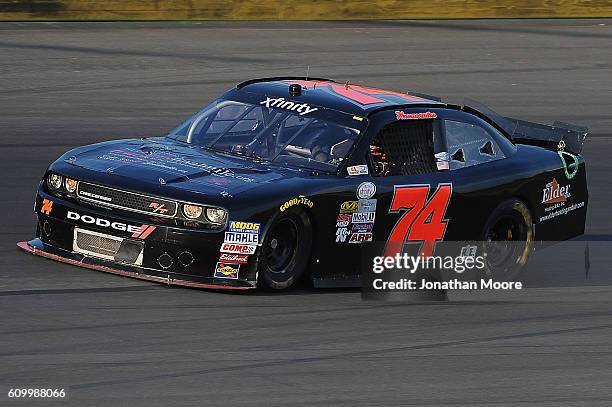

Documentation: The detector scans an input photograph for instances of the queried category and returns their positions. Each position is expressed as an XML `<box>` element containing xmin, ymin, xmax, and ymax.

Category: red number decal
<box><xmin>384</xmin><ymin>184</ymin><xmax>452</xmax><ymax>257</ymax></box>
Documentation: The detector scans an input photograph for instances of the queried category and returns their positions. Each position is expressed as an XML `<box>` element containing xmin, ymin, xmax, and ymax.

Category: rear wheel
<box><xmin>258</xmin><ymin>209</ymin><xmax>312</xmax><ymax>290</ymax></box>
<box><xmin>481</xmin><ymin>199</ymin><xmax>533</xmax><ymax>281</ymax></box>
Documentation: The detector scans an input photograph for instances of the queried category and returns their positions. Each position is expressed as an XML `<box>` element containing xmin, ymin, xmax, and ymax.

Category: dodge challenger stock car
<box><xmin>17</xmin><ymin>77</ymin><xmax>589</xmax><ymax>290</ymax></box>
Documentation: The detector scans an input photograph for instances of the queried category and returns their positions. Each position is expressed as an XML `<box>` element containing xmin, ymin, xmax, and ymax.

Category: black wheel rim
<box><xmin>264</xmin><ymin>218</ymin><xmax>298</xmax><ymax>273</ymax></box>
<box><xmin>484</xmin><ymin>215</ymin><xmax>525</xmax><ymax>268</ymax></box>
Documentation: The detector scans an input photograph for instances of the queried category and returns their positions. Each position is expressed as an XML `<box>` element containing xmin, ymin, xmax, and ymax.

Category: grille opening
<box><xmin>77</xmin><ymin>182</ymin><xmax>177</xmax><ymax>217</ymax></box>
<box><xmin>75</xmin><ymin>230</ymin><xmax>121</xmax><ymax>257</ymax></box>
<box><xmin>72</xmin><ymin>228</ymin><xmax>144</xmax><ymax>266</ymax></box>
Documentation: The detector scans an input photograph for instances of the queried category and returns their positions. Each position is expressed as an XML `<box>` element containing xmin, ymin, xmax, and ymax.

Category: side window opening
<box><xmin>370</xmin><ymin>120</ymin><xmax>438</xmax><ymax>177</ymax></box>
<box><xmin>443</xmin><ymin>120</ymin><xmax>505</xmax><ymax>169</ymax></box>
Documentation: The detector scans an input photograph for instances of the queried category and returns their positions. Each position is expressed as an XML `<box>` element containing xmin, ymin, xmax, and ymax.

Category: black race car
<box><xmin>18</xmin><ymin>77</ymin><xmax>588</xmax><ymax>290</ymax></box>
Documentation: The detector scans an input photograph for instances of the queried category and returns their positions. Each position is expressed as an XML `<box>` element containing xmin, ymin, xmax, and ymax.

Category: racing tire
<box><xmin>258</xmin><ymin>208</ymin><xmax>313</xmax><ymax>290</ymax></box>
<box><xmin>481</xmin><ymin>198</ymin><xmax>534</xmax><ymax>281</ymax></box>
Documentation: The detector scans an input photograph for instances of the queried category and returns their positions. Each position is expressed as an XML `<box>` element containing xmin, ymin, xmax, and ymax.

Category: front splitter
<box><xmin>17</xmin><ymin>239</ymin><xmax>255</xmax><ymax>291</ymax></box>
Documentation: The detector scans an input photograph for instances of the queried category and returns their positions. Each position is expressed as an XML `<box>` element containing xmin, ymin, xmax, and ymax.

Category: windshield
<box><xmin>168</xmin><ymin>99</ymin><xmax>364</xmax><ymax>172</ymax></box>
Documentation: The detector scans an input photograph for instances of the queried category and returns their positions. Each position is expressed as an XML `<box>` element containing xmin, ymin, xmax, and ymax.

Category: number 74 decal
<box><xmin>384</xmin><ymin>184</ymin><xmax>452</xmax><ymax>258</ymax></box>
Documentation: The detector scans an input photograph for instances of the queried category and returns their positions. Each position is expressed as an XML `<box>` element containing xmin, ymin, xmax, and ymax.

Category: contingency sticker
<box><xmin>347</xmin><ymin>165</ymin><xmax>369</xmax><ymax>176</ymax></box>
<box><xmin>214</xmin><ymin>262</ymin><xmax>240</xmax><ymax>279</ymax></box>
<box><xmin>335</xmin><ymin>193</ymin><xmax>376</xmax><ymax>244</ymax></box>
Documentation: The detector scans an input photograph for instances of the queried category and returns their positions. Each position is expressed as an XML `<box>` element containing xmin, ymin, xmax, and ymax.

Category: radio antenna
<box><xmin>305</xmin><ymin>65</ymin><xmax>310</xmax><ymax>81</ymax></box>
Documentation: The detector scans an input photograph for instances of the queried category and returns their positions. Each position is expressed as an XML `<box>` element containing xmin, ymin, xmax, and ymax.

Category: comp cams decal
<box><xmin>260</xmin><ymin>97</ymin><xmax>318</xmax><ymax>116</ymax></box>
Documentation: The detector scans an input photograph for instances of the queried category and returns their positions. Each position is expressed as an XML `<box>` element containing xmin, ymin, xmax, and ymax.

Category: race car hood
<box><xmin>61</xmin><ymin>137</ymin><xmax>286</xmax><ymax>196</ymax></box>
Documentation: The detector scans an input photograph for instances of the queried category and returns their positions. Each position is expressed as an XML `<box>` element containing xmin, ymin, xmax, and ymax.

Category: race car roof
<box><xmin>236</xmin><ymin>77</ymin><xmax>443</xmax><ymax>116</ymax></box>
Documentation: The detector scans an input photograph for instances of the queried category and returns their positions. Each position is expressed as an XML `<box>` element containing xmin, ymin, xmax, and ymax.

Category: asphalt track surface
<box><xmin>1</xmin><ymin>20</ymin><xmax>612</xmax><ymax>406</ymax></box>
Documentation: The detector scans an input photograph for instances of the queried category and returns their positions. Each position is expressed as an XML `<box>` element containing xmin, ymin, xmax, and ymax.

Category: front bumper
<box><xmin>19</xmin><ymin>190</ymin><xmax>258</xmax><ymax>289</ymax></box>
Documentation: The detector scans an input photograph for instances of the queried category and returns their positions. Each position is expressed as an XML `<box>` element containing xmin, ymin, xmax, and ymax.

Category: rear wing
<box><xmin>463</xmin><ymin>99</ymin><xmax>588</xmax><ymax>154</ymax></box>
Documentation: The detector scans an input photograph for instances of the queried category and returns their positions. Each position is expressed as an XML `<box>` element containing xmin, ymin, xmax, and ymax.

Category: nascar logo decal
<box><xmin>214</xmin><ymin>262</ymin><xmax>240</xmax><ymax>279</ymax></box>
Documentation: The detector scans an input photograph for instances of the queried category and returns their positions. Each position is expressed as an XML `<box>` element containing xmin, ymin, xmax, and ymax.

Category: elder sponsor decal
<box><xmin>260</xmin><ymin>97</ymin><xmax>318</xmax><ymax>116</ymax></box>
<box><xmin>214</xmin><ymin>262</ymin><xmax>240</xmax><ymax>279</ymax></box>
<box><xmin>395</xmin><ymin>111</ymin><xmax>437</xmax><ymax>120</ymax></box>
<box><xmin>228</xmin><ymin>220</ymin><xmax>260</xmax><ymax>234</ymax></box>
<box><xmin>347</xmin><ymin>165</ymin><xmax>369</xmax><ymax>176</ymax></box>
<box><xmin>219</xmin><ymin>253</ymin><xmax>249</xmax><ymax>265</ymax></box>
<box><xmin>220</xmin><ymin>242</ymin><xmax>257</xmax><ymax>255</ymax></box>
<box><xmin>539</xmin><ymin>178</ymin><xmax>584</xmax><ymax>222</ymax></box>
<box><xmin>542</xmin><ymin>178</ymin><xmax>570</xmax><ymax>206</ymax></box>
<box><xmin>224</xmin><ymin>231</ymin><xmax>259</xmax><ymax>245</ymax></box>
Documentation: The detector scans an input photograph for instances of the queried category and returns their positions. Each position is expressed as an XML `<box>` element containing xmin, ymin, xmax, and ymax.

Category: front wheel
<box><xmin>258</xmin><ymin>209</ymin><xmax>313</xmax><ymax>290</ymax></box>
<box><xmin>481</xmin><ymin>199</ymin><xmax>533</xmax><ymax>281</ymax></box>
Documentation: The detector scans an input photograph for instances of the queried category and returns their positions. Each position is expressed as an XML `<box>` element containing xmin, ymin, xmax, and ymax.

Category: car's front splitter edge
<box><xmin>16</xmin><ymin>239</ymin><xmax>255</xmax><ymax>291</ymax></box>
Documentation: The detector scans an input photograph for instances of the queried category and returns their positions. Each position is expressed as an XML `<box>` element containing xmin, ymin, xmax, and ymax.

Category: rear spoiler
<box><xmin>463</xmin><ymin>99</ymin><xmax>588</xmax><ymax>154</ymax></box>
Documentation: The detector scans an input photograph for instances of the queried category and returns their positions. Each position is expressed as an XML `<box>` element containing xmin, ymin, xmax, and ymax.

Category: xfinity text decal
<box><xmin>260</xmin><ymin>97</ymin><xmax>318</xmax><ymax>115</ymax></box>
